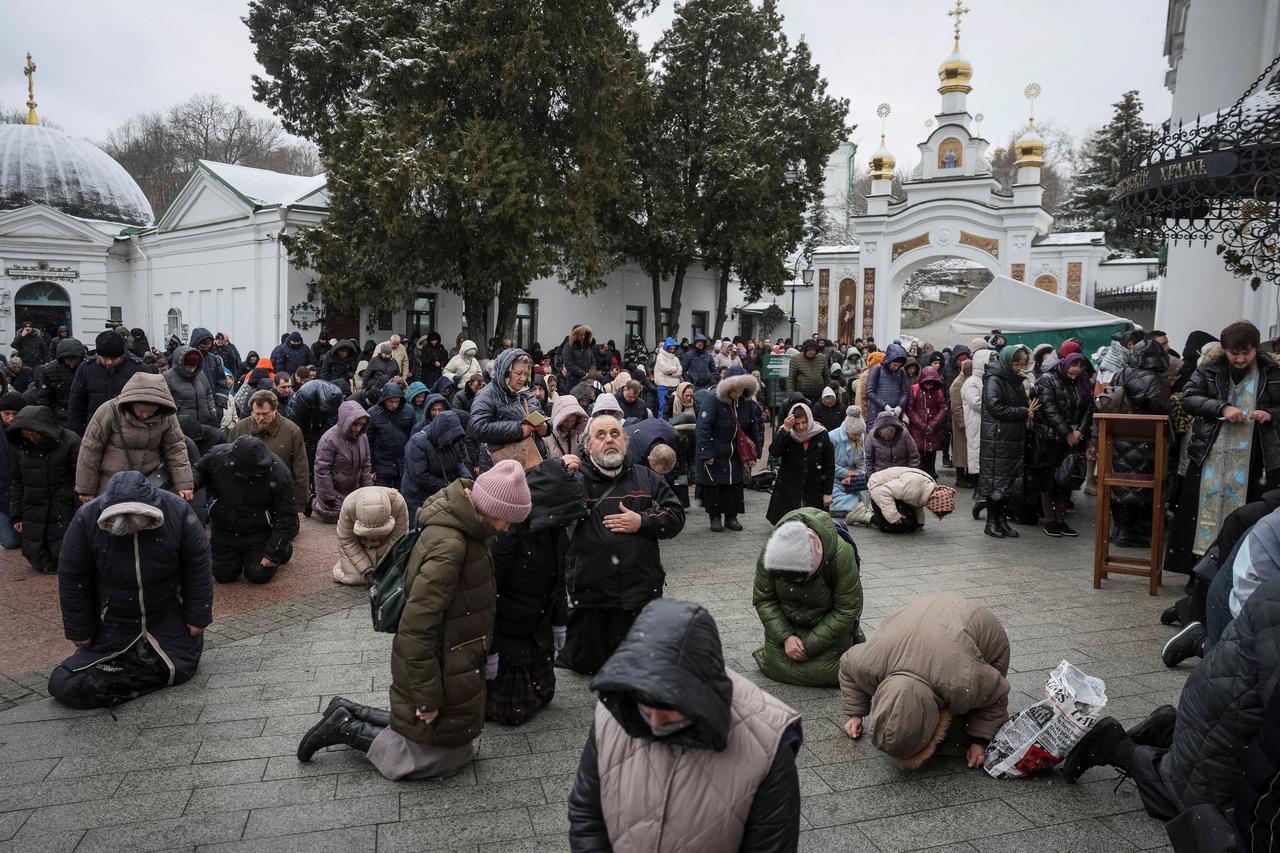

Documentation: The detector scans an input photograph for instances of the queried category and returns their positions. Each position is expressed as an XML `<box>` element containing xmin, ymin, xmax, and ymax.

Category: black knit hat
<box><xmin>0</xmin><ymin>391</ymin><xmax>25</xmax><ymax>412</ymax></box>
<box><xmin>94</xmin><ymin>330</ymin><xmax>125</xmax><ymax>357</ymax></box>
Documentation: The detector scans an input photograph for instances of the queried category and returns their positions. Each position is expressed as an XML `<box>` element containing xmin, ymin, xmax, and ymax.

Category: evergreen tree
<box><xmin>621</xmin><ymin>0</ymin><xmax>846</xmax><ymax>340</ymax></box>
<box><xmin>1060</xmin><ymin>90</ymin><xmax>1157</xmax><ymax>256</ymax></box>
<box><xmin>245</xmin><ymin>0</ymin><xmax>650</xmax><ymax>349</ymax></box>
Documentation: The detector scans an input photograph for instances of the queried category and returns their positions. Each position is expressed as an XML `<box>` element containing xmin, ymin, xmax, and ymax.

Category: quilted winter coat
<box><xmin>1160</xmin><ymin>575</ymin><xmax>1280</xmax><ymax>810</ymax></box>
<box><xmin>978</xmin><ymin>349</ymin><xmax>1030</xmax><ymax>502</ymax></box>
<box><xmin>333</xmin><ymin>486</ymin><xmax>408</xmax><ymax>585</ymax></box>
<box><xmin>1031</xmin><ymin>354</ymin><xmax>1094</xmax><ymax>481</ymax></box>
<box><xmin>468</xmin><ymin>347</ymin><xmax>546</xmax><ymax>471</ymax></box>
<box><xmin>7</xmin><ymin>405</ymin><xmax>79</xmax><ymax>568</ymax></box>
<box><xmin>962</xmin><ymin>352</ymin><xmax>992</xmax><ymax>473</ymax></box>
<box><xmin>389</xmin><ymin>479</ymin><xmax>498</xmax><ymax>747</ymax></box>
<box><xmin>864</xmin><ymin>410</ymin><xmax>920</xmax><ymax>475</ymax></box>
<box><xmin>865</xmin><ymin>343</ymin><xmax>910</xmax><ymax>414</ymax></box>
<box><xmin>366</xmin><ymin>383</ymin><xmax>415</xmax><ymax>481</ymax></box>
<box><xmin>694</xmin><ymin>372</ymin><xmax>764</xmax><ymax>487</ymax></box>
<box><xmin>32</xmin><ymin>336</ymin><xmax>86</xmax><ymax>423</ymax></box>
<box><xmin>1182</xmin><ymin>350</ymin><xmax>1280</xmax><ymax>474</ymax></box>
<box><xmin>401</xmin><ymin>410</ymin><xmax>472</xmax><ymax>520</ymax></box>
<box><xmin>830</xmin><ymin>427</ymin><xmax>867</xmax><ymax>514</ymax></box>
<box><xmin>1111</xmin><ymin>341</ymin><xmax>1171</xmax><ymax>505</ymax></box>
<box><xmin>905</xmin><ymin>366</ymin><xmax>948</xmax><ymax>453</ymax></box>
<box><xmin>163</xmin><ymin>346</ymin><xmax>219</xmax><ymax>427</ymax></box>
<box><xmin>313</xmin><ymin>400</ymin><xmax>375</xmax><ymax>522</ymax></box>
<box><xmin>752</xmin><ymin>508</ymin><xmax>864</xmax><ymax>687</ymax></box>
<box><xmin>76</xmin><ymin>373</ymin><xmax>193</xmax><ymax>497</ymax></box>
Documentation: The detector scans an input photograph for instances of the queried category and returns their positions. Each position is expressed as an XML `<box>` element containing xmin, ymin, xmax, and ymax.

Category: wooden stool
<box><xmin>1093</xmin><ymin>413</ymin><xmax>1172</xmax><ymax>596</ymax></box>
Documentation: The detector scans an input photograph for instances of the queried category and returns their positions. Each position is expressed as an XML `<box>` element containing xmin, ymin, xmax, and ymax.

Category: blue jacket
<box><xmin>866</xmin><ymin>343</ymin><xmax>910</xmax><ymax>414</ymax></box>
<box><xmin>187</xmin><ymin>327</ymin><xmax>228</xmax><ymax>414</ymax></box>
<box><xmin>401</xmin><ymin>410</ymin><xmax>471</xmax><ymax>518</ymax></box>
<box><xmin>270</xmin><ymin>332</ymin><xmax>311</xmax><ymax>378</ymax></box>
<box><xmin>468</xmin><ymin>347</ymin><xmax>544</xmax><ymax>471</ymax></box>
<box><xmin>405</xmin><ymin>381</ymin><xmax>429</xmax><ymax>427</ymax></box>
<box><xmin>681</xmin><ymin>334</ymin><xmax>717</xmax><ymax>389</ymax></box>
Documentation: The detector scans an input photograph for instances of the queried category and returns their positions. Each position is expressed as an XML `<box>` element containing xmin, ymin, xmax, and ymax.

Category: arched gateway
<box><xmin>805</xmin><ymin>10</ymin><xmax>1117</xmax><ymax>345</ymax></box>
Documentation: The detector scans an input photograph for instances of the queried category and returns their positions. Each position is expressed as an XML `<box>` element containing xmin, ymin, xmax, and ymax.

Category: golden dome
<box><xmin>937</xmin><ymin>48</ymin><xmax>973</xmax><ymax>94</ymax></box>
<box><xmin>1013</xmin><ymin>120</ymin><xmax>1045</xmax><ymax>168</ymax></box>
<box><xmin>869</xmin><ymin>135</ymin><xmax>896</xmax><ymax>181</ymax></box>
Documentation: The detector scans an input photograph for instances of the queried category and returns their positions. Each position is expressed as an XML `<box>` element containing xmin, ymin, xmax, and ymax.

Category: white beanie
<box><xmin>763</xmin><ymin>521</ymin><xmax>823</xmax><ymax>575</ymax></box>
<box><xmin>821</xmin><ymin>386</ymin><xmax>836</xmax><ymax>400</ymax></box>
<box><xmin>592</xmin><ymin>392</ymin><xmax>624</xmax><ymax>417</ymax></box>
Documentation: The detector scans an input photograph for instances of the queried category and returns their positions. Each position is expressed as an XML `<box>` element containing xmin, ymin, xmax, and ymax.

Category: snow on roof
<box><xmin>1032</xmin><ymin>232</ymin><xmax>1106</xmax><ymax>246</ymax></box>
<box><xmin>811</xmin><ymin>244</ymin><xmax>861</xmax><ymax>254</ymax></box>
<box><xmin>198</xmin><ymin>160</ymin><xmax>327</xmax><ymax>208</ymax></box>
<box><xmin>1097</xmin><ymin>278</ymin><xmax>1161</xmax><ymax>295</ymax></box>
<box><xmin>1147</xmin><ymin>86</ymin><xmax>1280</xmax><ymax>161</ymax></box>
<box><xmin>1099</xmin><ymin>257</ymin><xmax>1160</xmax><ymax>265</ymax></box>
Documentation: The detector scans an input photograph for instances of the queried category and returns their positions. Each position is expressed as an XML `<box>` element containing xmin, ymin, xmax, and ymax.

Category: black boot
<box><xmin>1162</xmin><ymin>622</ymin><xmax>1206</xmax><ymax>668</ymax></box>
<box><xmin>1059</xmin><ymin>717</ymin><xmax>1135</xmax><ymax>783</ymax></box>
<box><xmin>1114</xmin><ymin>506</ymin><xmax>1150</xmax><ymax>548</ymax></box>
<box><xmin>1160</xmin><ymin>604</ymin><xmax>1181</xmax><ymax>627</ymax></box>
<box><xmin>984</xmin><ymin>503</ymin><xmax>1005</xmax><ymax>539</ymax></box>
<box><xmin>297</xmin><ymin>707</ymin><xmax>383</xmax><ymax>762</ymax></box>
<box><xmin>709</xmin><ymin>514</ymin><xmax>724</xmax><ymax>532</ymax></box>
<box><xmin>325</xmin><ymin>696</ymin><xmax>391</xmax><ymax>727</ymax></box>
<box><xmin>995</xmin><ymin>503</ymin><xmax>1019</xmax><ymax>538</ymax></box>
<box><xmin>723</xmin><ymin>515</ymin><xmax>743</xmax><ymax>532</ymax></box>
<box><xmin>1127</xmin><ymin>705</ymin><xmax>1177</xmax><ymax>749</ymax></box>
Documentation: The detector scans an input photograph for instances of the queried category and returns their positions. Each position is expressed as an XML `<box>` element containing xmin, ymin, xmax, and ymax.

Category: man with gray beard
<box><xmin>559</xmin><ymin>414</ymin><xmax>685</xmax><ymax>675</ymax></box>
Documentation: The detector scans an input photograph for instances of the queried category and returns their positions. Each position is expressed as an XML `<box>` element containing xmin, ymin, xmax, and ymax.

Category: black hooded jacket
<box><xmin>7</xmin><ymin>405</ymin><xmax>80</xmax><ymax>564</ymax></box>
<box><xmin>196</xmin><ymin>437</ymin><xmax>298</xmax><ymax>562</ymax></box>
<box><xmin>367</xmin><ymin>382</ymin><xmax>415</xmax><ymax>479</ymax></box>
<box><xmin>489</xmin><ymin>460</ymin><xmax>586</xmax><ymax>664</ymax></box>
<box><xmin>318</xmin><ymin>340</ymin><xmax>360</xmax><ymax>392</ymax></box>
<box><xmin>1111</xmin><ymin>340</ymin><xmax>1172</xmax><ymax>505</ymax></box>
<box><xmin>55</xmin><ymin>470</ymin><xmax>213</xmax><ymax>684</ymax></box>
<box><xmin>568</xmin><ymin>600</ymin><xmax>802</xmax><ymax>853</ymax></box>
<box><xmin>400</xmin><ymin>410</ymin><xmax>472</xmax><ymax>517</ymax></box>
<box><xmin>33</xmin><ymin>337</ymin><xmax>86</xmax><ymax>423</ymax></box>
<box><xmin>1182</xmin><ymin>350</ymin><xmax>1280</xmax><ymax>474</ymax></box>
<box><xmin>414</xmin><ymin>334</ymin><xmax>450</xmax><ymax>389</ymax></box>
<box><xmin>285</xmin><ymin>378</ymin><xmax>346</xmax><ymax>444</ymax></box>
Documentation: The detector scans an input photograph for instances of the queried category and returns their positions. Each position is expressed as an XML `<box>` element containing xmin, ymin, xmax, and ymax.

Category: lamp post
<box><xmin>788</xmin><ymin>265</ymin><xmax>815</xmax><ymax>344</ymax></box>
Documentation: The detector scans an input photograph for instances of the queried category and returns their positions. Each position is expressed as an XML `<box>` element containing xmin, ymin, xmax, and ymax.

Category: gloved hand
<box><xmin>485</xmin><ymin>654</ymin><xmax>499</xmax><ymax>681</ymax></box>
<box><xmin>552</xmin><ymin>625</ymin><xmax>567</xmax><ymax>653</ymax></box>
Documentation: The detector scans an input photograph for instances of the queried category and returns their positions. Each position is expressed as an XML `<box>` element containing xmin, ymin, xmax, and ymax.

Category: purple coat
<box><xmin>313</xmin><ymin>400</ymin><xmax>375</xmax><ymax>521</ymax></box>
<box><xmin>864</xmin><ymin>410</ymin><xmax>920</xmax><ymax>475</ymax></box>
<box><xmin>905</xmin><ymin>366</ymin><xmax>949</xmax><ymax>453</ymax></box>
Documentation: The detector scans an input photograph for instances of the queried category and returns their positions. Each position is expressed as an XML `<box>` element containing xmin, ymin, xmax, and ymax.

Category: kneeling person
<box><xmin>333</xmin><ymin>486</ymin><xmax>409</xmax><ymax>586</ymax></box>
<box><xmin>839</xmin><ymin>594</ymin><xmax>1009</xmax><ymax>770</ymax></box>
<box><xmin>568</xmin><ymin>599</ymin><xmax>802</xmax><ymax>852</ymax></box>
<box><xmin>198</xmin><ymin>436</ymin><xmax>299</xmax><ymax>584</ymax></box>
<box><xmin>752</xmin><ymin>509</ymin><xmax>864</xmax><ymax>687</ymax></box>
<box><xmin>48</xmin><ymin>470</ymin><xmax>213</xmax><ymax>709</ymax></box>
<box><xmin>866</xmin><ymin>466</ymin><xmax>955</xmax><ymax>534</ymax></box>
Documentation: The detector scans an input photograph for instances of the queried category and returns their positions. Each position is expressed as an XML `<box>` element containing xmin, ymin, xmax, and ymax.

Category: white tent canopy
<box><xmin>949</xmin><ymin>275</ymin><xmax>1126</xmax><ymax>335</ymax></box>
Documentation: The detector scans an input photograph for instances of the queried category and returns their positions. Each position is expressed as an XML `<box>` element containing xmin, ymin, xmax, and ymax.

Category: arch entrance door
<box><xmin>15</xmin><ymin>281</ymin><xmax>72</xmax><ymax>339</ymax></box>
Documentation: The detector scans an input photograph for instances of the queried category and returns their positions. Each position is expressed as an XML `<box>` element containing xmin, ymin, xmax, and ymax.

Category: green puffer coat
<box><xmin>389</xmin><ymin>478</ymin><xmax>497</xmax><ymax>747</ymax></box>
<box><xmin>752</xmin><ymin>507</ymin><xmax>864</xmax><ymax>687</ymax></box>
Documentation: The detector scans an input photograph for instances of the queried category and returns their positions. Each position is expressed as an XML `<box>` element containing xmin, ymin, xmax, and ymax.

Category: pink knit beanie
<box><xmin>471</xmin><ymin>459</ymin><xmax>532</xmax><ymax>524</ymax></box>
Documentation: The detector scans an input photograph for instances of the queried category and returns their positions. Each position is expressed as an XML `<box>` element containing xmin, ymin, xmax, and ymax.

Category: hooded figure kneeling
<box><xmin>48</xmin><ymin>470</ymin><xmax>213</xmax><ymax>710</ymax></box>
<box><xmin>333</xmin><ymin>487</ymin><xmax>409</xmax><ymax>586</ymax></box>
<box><xmin>568</xmin><ymin>599</ymin><xmax>803</xmax><ymax>852</ymax></box>
<box><xmin>838</xmin><ymin>594</ymin><xmax>1010</xmax><ymax>770</ymax></box>
<box><xmin>752</xmin><ymin>509</ymin><xmax>864</xmax><ymax>687</ymax></box>
<box><xmin>865</xmin><ymin>467</ymin><xmax>956</xmax><ymax>534</ymax></box>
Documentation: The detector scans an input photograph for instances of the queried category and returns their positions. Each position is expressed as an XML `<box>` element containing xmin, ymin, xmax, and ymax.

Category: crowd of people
<box><xmin>7</xmin><ymin>315</ymin><xmax>1280</xmax><ymax>852</ymax></box>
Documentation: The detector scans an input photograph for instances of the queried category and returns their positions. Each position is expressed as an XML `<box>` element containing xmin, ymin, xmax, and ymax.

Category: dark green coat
<box><xmin>389</xmin><ymin>478</ymin><xmax>497</xmax><ymax>747</ymax></box>
<box><xmin>752</xmin><ymin>507</ymin><xmax>864</xmax><ymax>687</ymax></box>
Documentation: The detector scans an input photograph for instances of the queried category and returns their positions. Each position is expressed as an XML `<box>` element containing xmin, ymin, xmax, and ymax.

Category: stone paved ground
<box><xmin>0</xmin><ymin>485</ymin><xmax>1185</xmax><ymax>852</ymax></box>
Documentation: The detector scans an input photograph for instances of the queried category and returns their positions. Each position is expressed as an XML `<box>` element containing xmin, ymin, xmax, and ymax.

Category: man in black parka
<box><xmin>7</xmin><ymin>404</ymin><xmax>79</xmax><ymax>573</ymax></box>
<box><xmin>48</xmin><ymin>470</ymin><xmax>213</xmax><ymax>709</ymax></box>
<box><xmin>198</xmin><ymin>436</ymin><xmax>299</xmax><ymax>584</ymax></box>
<box><xmin>32</xmin><ymin>336</ymin><xmax>86</xmax><ymax>423</ymax></box>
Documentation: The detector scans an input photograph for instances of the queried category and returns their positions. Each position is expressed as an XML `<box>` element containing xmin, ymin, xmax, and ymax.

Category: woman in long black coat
<box><xmin>1031</xmin><ymin>352</ymin><xmax>1092</xmax><ymax>538</ymax></box>
<box><xmin>766</xmin><ymin>402</ymin><xmax>835</xmax><ymax>525</ymax></box>
<box><xmin>47</xmin><ymin>470</ymin><xmax>213</xmax><ymax>709</ymax></box>
<box><xmin>7</xmin><ymin>405</ymin><xmax>80</xmax><ymax>574</ymax></box>
<box><xmin>694</xmin><ymin>368</ymin><xmax>764</xmax><ymax>532</ymax></box>
<box><xmin>486</xmin><ymin>460</ymin><xmax>587</xmax><ymax>726</ymax></box>
<box><xmin>980</xmin><ymin>345</ymin><xmax>1031</xmax><ymax>539</ymax></box>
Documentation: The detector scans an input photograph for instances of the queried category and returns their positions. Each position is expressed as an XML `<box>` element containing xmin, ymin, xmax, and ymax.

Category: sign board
<box><xmin>6</xmin><ymin>263</ymin><xmax>79</xmax><ymax>281</ymax></box>
<box><xmin>762</xmin><ymin>354</ymin><xmax>790</xmax><ymax>380</ymax></box>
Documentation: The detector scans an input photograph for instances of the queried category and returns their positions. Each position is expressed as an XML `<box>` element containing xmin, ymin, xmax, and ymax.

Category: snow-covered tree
<box><xmin>620</xmin><ymin>0</ymin><xmax>847</xmax><ymax>340</ymax></box>
<box><xmin>1059</xmin><ymin>90</ymin><xmax>1157</xmax><ymax>256</ymax></box>
<box><xmin>988</xmin><ymin>118</ymin><xmax>1075</xmax><ymax>216</ymax></box>
<box><xmin>246</xmin><ymin>0</ymin><xmax>650</xmax><ymax>350</ymax></box>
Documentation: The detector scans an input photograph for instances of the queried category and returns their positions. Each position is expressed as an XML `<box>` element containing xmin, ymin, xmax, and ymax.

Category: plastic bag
<box><xmin>983</xmin><ymin>660</ymin><xmax>1108</xmax><ymax>779</ymax></box>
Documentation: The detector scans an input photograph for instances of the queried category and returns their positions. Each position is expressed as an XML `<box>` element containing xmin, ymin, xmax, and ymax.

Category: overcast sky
<box><xmin>2</xmin><ymin>0</ymin><xmax>1171</xmax><ymax>155</ymax></box>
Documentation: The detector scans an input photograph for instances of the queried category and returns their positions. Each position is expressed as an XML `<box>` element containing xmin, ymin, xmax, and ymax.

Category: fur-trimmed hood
<box><xmin>715</xmin><ymin>371</ymin><xmax>759</xmax><ymax>402</ymax></box>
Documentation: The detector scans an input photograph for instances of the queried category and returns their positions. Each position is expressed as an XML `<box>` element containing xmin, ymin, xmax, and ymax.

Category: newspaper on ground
<box><xmin>983</xmin><ymin>660</ymin><xmax>1108</xmax><ymax>779</ymax></box>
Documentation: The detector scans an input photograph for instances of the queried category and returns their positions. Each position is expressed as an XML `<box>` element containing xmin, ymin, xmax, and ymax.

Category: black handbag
<box><xmin>1054</xmin><ymin>451</ymin><xmax>1087</xmax><ymax>491</ymax></box>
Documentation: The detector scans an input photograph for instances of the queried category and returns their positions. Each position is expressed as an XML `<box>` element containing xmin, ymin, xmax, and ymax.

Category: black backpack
<box><xmin>368</xmin><ymin>525</ymin><xmax>424</xmax><ymax>633</ymax></box>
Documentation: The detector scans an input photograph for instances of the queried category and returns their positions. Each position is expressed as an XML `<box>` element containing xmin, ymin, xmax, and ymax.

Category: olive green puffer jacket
<box><xmin>752</xmin><ymin>507</ymin><xmax>864</xmax><ymax>687</ymax></box>
<box><xmin>389</xmin><ymin>478</ymin><xmax>497</xmax><ymax>747</ymax></box>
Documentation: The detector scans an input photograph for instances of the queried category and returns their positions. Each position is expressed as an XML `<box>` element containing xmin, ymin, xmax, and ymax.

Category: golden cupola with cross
<box><xmin>938</xmin><ymin>0</ymin><xmax>973</xmax><ymax>99</ymax></box>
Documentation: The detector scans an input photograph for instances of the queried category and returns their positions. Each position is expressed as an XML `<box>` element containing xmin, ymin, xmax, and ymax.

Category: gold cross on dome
<box><xmin>23</xmin><ymin>52</ymin><xmax>38</xmax><ymax>125</ymax></box>
<box><xmin>948</xmin><ymin>0</ymin><xmax>971</xmax><ymax>48</ymax></box>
